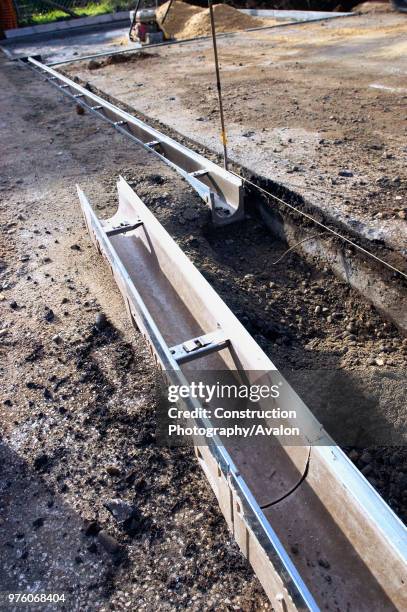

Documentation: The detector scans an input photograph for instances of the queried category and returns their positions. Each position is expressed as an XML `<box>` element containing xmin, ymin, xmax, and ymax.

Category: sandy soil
<box><xmin>156</xmin><ymin>2</ymin><xmax>275</xmax><ymax>40</ymax></box>
<box><xmin>354</xmin><ymin>1</ymin><xmax>395</xmax><ymax>13</ymax></box>
<box><xmin>66</xmin><ymin>11</ymin><xmax>407</xmax><ymax>265</ymax></box>
<box><xmin>0</xmin><ymin>41</ymin><xmax>406</xmax><ymax>610</ymax></box>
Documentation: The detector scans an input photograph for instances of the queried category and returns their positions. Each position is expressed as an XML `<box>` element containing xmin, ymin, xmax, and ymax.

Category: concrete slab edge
<box><xmin>4</xmin><ymin>10</ymin><xmax>129</xmax><ymax>41</ymax></box>
<box><xmin>241</xmin><ymin>9</ymin><xmax>352</xmax><ymax>20</ymax></box>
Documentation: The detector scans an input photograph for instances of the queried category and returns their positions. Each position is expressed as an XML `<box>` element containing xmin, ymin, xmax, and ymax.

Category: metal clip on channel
<box><xmin>24</xmin><ymin>56</ymin><xmax>244</xmax><ymax>226</ymax></box>
<box><xmin>169</xmin><ymin>330</ymin><xmax>230</xmax><ymax>365</ymax></box>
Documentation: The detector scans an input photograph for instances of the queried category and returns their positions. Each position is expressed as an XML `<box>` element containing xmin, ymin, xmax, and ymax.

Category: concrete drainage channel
<box><xmin>19</xmin><ymin>56</ymin><xmax>407</xmax><ymax>610</ymax></box>
<box><xmin>78</xmin><ymin>177</ymin><xmax>406</xmax><ymax>611</ymax></box>
<box><xmin>25</xmin><ymin>57</ymin><xmax>244</xmax><ymax>226</ymax></box>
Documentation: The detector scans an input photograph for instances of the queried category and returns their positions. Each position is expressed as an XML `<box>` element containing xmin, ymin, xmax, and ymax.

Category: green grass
<box><xmin>27</xmin><ymin>1</ymin><xmax>133</xmax><ymax>26</ymax></box>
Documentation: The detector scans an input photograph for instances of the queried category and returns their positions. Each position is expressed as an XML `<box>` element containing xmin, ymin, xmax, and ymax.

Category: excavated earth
<box><xmin>65</xmin><ymin>10</ymin><xmax>407</xmax><ymax>272</ymax></box>
<box><xmin>0</xmin><ymin>46</ymin><xmax>406</xmax><ymax>611</ymax></box>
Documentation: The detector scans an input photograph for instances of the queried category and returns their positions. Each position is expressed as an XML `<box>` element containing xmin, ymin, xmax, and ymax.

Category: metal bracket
<box><xmin>145</xmin><ymin>140</ymin><xmax>160</xmax><ymax>148</ymax></box>
<box><xmin>190</xmin><ymin>169</ymin><xmax>209</xmax><ymax>178</ymax></box>
<box><xmin>170</xmin><ymin>330</ymin><xmax>229</xmax><ymax>365</ymax></box>
<box><xmin>104</xmin><ymin>220</ymin><xmax>143</xmax><ymax>237</ymax></box>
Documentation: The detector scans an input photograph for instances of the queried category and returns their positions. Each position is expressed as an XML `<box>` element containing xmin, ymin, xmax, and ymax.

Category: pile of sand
<box><xmin>156</xmin><ymin>0</ymin><xmax>201</xmax><ymax>39</ymax></box>
<box><xmin>353</xmin><ymin>1</ymin><xmax>393</xmax><ymax>12</ymax></box>
<box><xmin>157</xmin><ymin>1</ymin><xmax>272</xmax><ymax>40</ymax></box>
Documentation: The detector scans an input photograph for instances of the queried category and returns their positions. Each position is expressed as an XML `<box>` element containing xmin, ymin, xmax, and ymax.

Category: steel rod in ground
<box><xmin>161</xmin><ymin>0</ymin><xmax>174</xmax><ymax>24</ymax></box>
<box><xmin>208</xmin><ymin>0</ymin><xmax>228</xmax><ymax>171</ymax></box>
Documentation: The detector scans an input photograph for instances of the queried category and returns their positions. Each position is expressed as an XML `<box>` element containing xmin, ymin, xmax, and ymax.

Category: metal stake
<box><xmin>208</xmin><ymin>0</ymin><xmax>228</xmax><ymax>171</ymax></box>
<box><xmin>161</xmin><ymin>0</ymin><xmax>174</xmax><ymax>25</ymax></box>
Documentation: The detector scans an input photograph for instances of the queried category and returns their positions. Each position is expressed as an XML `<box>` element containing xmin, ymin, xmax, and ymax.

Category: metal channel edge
<box><xmin>80</xmin><ymin>177</ymin><xmax>407</xmax><ymax>601</ymax></box>
<box><xmin>24</xmin><ymin>56</ymin><xmax>244</xmax><ymax>226</ymax></box>
<box><xmin>77</xmin><ymin>183</ymin><xmax>319</xmax><ymax>611</ymax></box>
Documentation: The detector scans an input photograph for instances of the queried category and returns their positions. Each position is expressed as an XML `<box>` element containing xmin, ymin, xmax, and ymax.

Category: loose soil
<box><xmin>0</xmin><ymin>47</ymin><xmax>405</xmax><ymax>611</ymax></box>
<box><xmin>156</xmin><ymin>1</ymin><xmax>274</xmax><ymax>40</ymax></box>
<box><xmin>66</xmin><ymin>11</ymin><xmax>407</xmax><ymax>265</ymax></box>
<box><xmin>354</xmin><ymin>1</ymin><xmax>395</xmax><ymax>12</ymax></box>
<box><xmin>87</xmin><ymin>51</ymin><xmax>158</xmax><ymax>71</ymax></box>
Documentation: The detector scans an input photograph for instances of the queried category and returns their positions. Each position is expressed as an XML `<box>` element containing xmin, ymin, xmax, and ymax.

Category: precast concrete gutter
<box><xmin>77</xmin><ymin>176</ymin><xmax>407</xmax><ymax>611</ymax></box>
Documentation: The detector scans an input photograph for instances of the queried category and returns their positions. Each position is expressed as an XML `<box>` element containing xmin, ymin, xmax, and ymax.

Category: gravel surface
<box><xmin>0</xmin><ymin>48</ymin><xmax>405</xmax><ymax>612</ymax></box>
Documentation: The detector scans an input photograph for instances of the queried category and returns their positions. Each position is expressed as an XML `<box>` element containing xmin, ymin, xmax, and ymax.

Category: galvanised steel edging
<box><xmin>77</xmin><ymin>184</ymin><xmax>319</xmax><ymax>611</ymax></box>
<box><xmin>77</xmin><ymin>178</ymin><xmax>407</xmax><ymax>610</ymax></box>
<box><xmin>27</xmin><ymin>57</ymin><xmax>243</xmax><ymax>225</ymax></box>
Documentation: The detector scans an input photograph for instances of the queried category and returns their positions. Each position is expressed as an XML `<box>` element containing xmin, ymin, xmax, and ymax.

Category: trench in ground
<box><xmin>82</xmin><ymin>137</ymin><xmax>406</xmax><ymax>537</ymax></box>
<box><xmin>101</xmin><ymin>182</ymin><xmax>403</xmax><ymax>611</ymax></box>
<box><xmin>27</xmin><ymin>65</ymin><xmax>407</xmax><ymax>521</ymax></box>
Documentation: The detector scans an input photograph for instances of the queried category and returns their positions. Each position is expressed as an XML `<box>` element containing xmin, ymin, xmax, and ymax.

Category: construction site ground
<box><xmin>0</xmin><ymin>37</ymin><xmax>406</xmax><ymax>608</ymax></box>
<box><xmin>62</xmin><ymin>10</ymin><xmax>407</xmax><ymax>270</ymax></box>
<box><xmin>3</xmin><ymin>1</ymin><xmax>407</xmax><ymax>604</ymax></box>
<box><xmin>0</xmin><ymin>55</ymin><xmax>271</xmax><ymax>611</ymax></box>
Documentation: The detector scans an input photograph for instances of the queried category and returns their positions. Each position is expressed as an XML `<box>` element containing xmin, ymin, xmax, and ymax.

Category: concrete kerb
<box><xmin>2</xmin><ymin>11</ymin><xmax>130</xmax><ymax>44</ymax></box>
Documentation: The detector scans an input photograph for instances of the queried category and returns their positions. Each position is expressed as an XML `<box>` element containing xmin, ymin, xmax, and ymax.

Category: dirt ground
<box><xmin>0</xmin><ymin>56</ymin><xmax>270</xmax><ymax>611</ymax></box>
<box><xmin>65</xmin><ymin>11</ymin><xmax>407</xmax><ymax>264</ymax></box>
<box><xmin>0</xmin><ymin>40</ymin><xmax>406</xmax><ymax>611</ymax></box>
